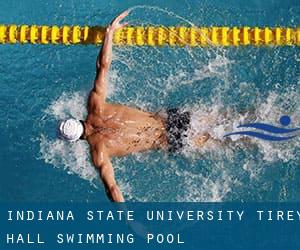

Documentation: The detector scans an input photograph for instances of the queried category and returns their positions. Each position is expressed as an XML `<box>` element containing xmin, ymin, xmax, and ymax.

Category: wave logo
<box><xmin>224</xmin><ymin>116</ymin><xmax>300</xmax><ymax>141</ymax></box>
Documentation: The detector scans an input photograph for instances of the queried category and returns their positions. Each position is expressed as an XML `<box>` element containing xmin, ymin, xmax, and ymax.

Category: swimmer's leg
<box><xmin>192</xmin><ymin>133</ymin><xmax>254</xmax><ymax>148</ymax></box>
<box><xmin>189</xmin><ymin>114</ymin><xmax>217</xmax><ymax>147</ymax></box>
<box><xmin>190</xmin><ymin>107</ymin><xmax>258</xmax><ymax>148</ymax></box>
<box><xmin>192</xmin><ymin>132</ymin><xmax>211</xmax><ymax>147</ymax></box>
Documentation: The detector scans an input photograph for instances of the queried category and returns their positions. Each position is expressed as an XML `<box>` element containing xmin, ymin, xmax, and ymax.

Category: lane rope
<box><xmin>0</xmin><ymin>25</ymin><xmax>299</xmax><ymax>46</ymax></box>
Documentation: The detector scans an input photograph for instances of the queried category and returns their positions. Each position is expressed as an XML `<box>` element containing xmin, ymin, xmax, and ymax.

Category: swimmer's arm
<box><xmin>92</xmin><ymin>144</ymin><xmax>125</xmax><ymax>202</ymax></box>
<box><xmin>93</xmin><ymin>30</ymin><xmax>112</xmax><ymax>99</ymax></box>
<box><xmin>94</xmin><ymin>11</ymin><xmax>129</xmax><ymax>99</ymax></box>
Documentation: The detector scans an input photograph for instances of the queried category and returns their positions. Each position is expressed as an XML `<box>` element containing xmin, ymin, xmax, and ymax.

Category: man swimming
<box><xmin>58</xmin><ymin>11</ymin><xmax>210</xmax><ymax>202</ymax></box>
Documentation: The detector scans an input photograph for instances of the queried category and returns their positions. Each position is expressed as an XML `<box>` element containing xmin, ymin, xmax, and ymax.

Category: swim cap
<box><xmin>58</xmin><ymin>118</ymin><xmax>84</xmax><ymax>142</ymax></box>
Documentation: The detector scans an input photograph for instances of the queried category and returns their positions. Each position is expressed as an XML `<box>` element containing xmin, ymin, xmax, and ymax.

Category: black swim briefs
<box><xmin>166</xmin><ymin>108</ymin><xmax>191</xmax><ymax>153</ymax></box>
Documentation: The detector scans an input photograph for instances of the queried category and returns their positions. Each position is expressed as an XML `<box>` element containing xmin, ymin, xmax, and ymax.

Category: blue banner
<box><xmin>1</xmin><ymin>203</ymin><xmax>299</xmax><ymax>250</ymax></box>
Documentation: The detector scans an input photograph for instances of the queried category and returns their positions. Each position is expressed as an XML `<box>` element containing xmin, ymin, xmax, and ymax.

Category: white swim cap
<box><xmin>58</xmin><ymin>118</ymin><xmax>84</xmax><ymax>142</ymax></box>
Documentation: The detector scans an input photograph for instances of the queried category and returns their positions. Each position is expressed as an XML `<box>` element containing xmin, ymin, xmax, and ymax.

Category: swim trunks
<box><xmin>166</xmin><ymin>108</ymin><xmax>191</xmax><ymax>153</ymax></box>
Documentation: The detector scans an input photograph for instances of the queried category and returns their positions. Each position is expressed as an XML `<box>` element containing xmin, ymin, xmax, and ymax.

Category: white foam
<box><xmin>175</xmin><ymin>164</ymin><xmax>233</xmax><ymax>202</ymax></box>
<box><xmin>39</xmin><ymin>134</ymin><xmax>97</xmax><ymax>183</ymax></box>
<box><xmin>46</xmin><ymin>92</ymin><xmax>87</xmax><ymax>120</ymax></box>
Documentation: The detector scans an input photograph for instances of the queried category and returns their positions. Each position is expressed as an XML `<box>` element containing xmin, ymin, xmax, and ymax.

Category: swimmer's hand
<box><xmin>107</xmin><ymin>10</ymin><xmax>129</xmax><ymax>33</ymax></box>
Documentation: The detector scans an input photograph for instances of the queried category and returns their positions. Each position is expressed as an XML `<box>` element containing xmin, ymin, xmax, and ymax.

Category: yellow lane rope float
<box><xmin>0</xmin><ymin>25</ymin><xmax>299</xmax><ymax>46</ymax></box>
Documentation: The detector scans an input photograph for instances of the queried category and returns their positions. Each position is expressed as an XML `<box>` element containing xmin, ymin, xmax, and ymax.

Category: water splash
<box><xmin>39</xmin><ymin>134</ymin><xmax>97</xmax><ymax>184</ymax></box>
<box><xmin>39</xmin><ymin>88</ymin><xmax>300</xmax><ymax>202</ymax></box>
<box><xmin>37</xmin><ymin>6</ymin><xmax>300</xmax><ymax>202</ymax></box>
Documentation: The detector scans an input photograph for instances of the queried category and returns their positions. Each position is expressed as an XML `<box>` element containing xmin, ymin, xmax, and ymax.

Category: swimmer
<box><xmin>58</xmin><ymin>11</ymin><xmax>210</xmax><ymax>202</ymax></box>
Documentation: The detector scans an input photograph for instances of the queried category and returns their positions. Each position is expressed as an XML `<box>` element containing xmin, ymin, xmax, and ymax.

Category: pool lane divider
<box><xmin>0</xmin><ymin>25</ymin><xmax>299</xmax><ymax>46</ymax></box>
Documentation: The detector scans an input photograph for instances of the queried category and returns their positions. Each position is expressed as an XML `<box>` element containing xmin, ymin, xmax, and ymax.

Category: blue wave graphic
<box><xmin>224</xmin><ymin>131</ymin><xmax>297</xmax><ymax>141</ymax></box>
<box><xmin>224</xmin><ymin>116</ymin><xmax>299</xmax><ymax>141</ymax></box>
<box><xmin>237</xmin><ymin>123</ymin><xmax>300</xmax><ymax>134</ymax></box>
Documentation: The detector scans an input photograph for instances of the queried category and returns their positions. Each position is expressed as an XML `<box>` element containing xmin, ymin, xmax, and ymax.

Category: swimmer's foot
<box><xmin>193</xmin><ymin>133</ymin><xmax>210</xmax><ymax>147</ymax></box>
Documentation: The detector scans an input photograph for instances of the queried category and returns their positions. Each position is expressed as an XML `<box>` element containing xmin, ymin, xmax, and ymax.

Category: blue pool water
<box><xmin>0</xmin><ymin>0</ymin><xmax>299</xmax><ymax>202</ymax></box>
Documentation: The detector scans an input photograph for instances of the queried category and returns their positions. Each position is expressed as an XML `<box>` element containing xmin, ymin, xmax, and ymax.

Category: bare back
<box><xmin>85</xmin><ymin>91</ymin><xmax>167</xmax><ymax>157</ymax></box>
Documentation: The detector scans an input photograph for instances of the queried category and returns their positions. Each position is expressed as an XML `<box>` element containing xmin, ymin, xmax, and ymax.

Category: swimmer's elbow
<box><xmin>96</xmin><ymin>57</ymin><xmax>110</xmax><ymax>72</ymax></box>
<box><xmin>92</xmin><ymin>156</ymin><xmax>104</xmax><ymax>169</ymax></box>
<box><xmin>100</xmin><ymin>58</ymin><xmax>111</xmax><ymax>70</ymax></box>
